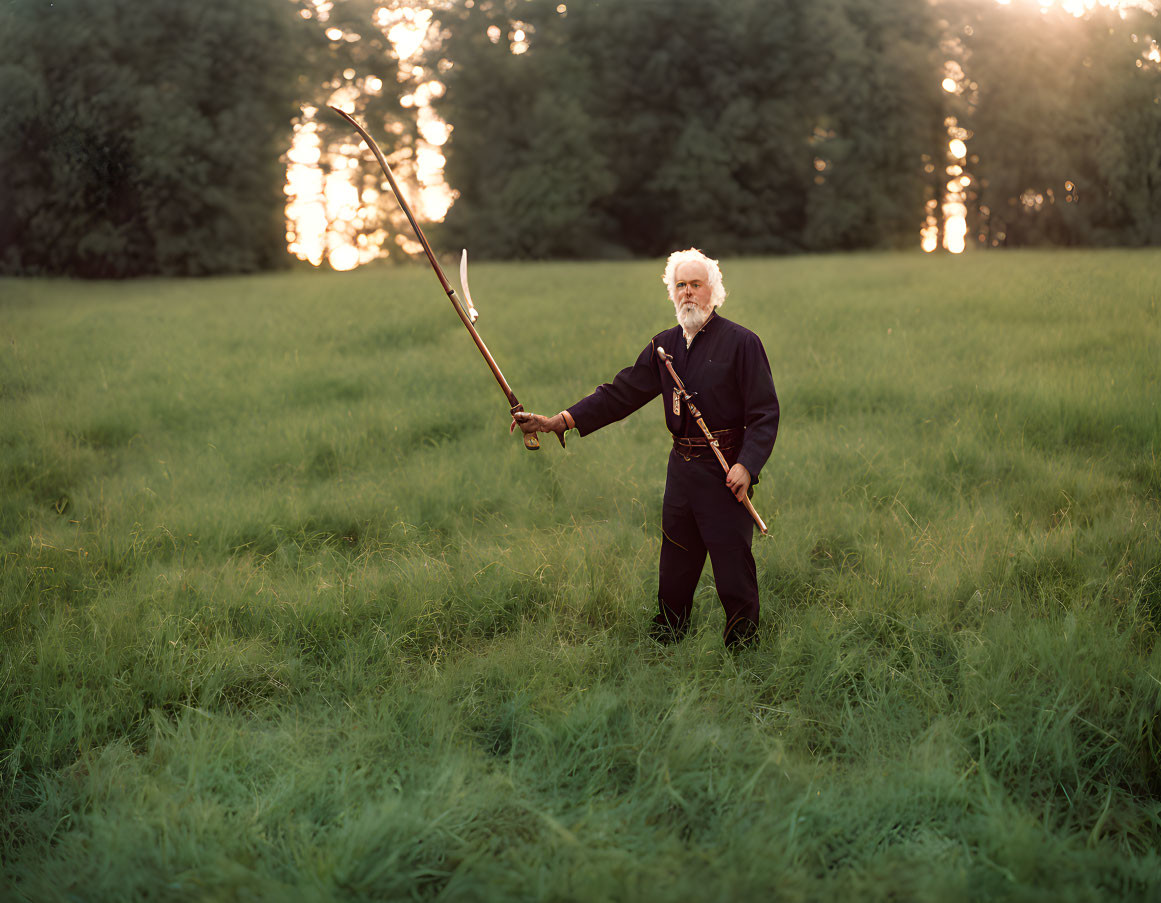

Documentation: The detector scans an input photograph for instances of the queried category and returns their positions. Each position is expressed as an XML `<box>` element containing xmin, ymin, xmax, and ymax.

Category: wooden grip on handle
<box><xmin>511</xmin><ymin>403</ymin><xmax>540</xmax><ymax>452</ymax></box>
<box><xmin>743</xmin><ymin>496</ymin><xmax>768</xmax><ymax>534</ymax></box>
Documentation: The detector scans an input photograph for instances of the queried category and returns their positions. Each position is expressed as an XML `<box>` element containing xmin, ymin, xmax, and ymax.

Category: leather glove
<box><xmin>510</xmin><ymin>410</ymin><xmax>572</xmax><ymax>448</ymax></box>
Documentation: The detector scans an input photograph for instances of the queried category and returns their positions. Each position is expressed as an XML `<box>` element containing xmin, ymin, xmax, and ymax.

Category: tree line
<box><xmin>436</xmin><ymin>0</ymin><xmax>1160</xmax><ymax>257</ymax></box>
<box><xmin>0</xmin><ymin>0</ymin><xmax>319</xmax><ymax>277</ymax></box>
<box><xmin>1</xmin><ymin>0</ymin><xmax>1157</xmax><ymax>276</ymax></box>
<box><xmin>0</xmin><ymin>0</ymin><xmax>399</xmax><ymax>278</ymax></box>
<box><xmin>435</xmin><ymin>0</ymin><xmax>945</xmax><ymax>258</ymax></box>
<box><xmin>947</xmin><ymin>0</ymin><xmax>1161</xmax><ymax>248</ymax></box>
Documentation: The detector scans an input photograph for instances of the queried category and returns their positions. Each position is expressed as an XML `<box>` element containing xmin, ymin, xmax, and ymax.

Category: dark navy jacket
<box><xmin>567</xmin><ymin>312</ymin><xmax>779</xmax><ymax>480</ymax></box>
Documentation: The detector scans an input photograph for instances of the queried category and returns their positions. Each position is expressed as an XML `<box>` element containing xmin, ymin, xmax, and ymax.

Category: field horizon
<box><xmin>2</xmin><ymin>249</ymin><xmax>1159</xmax><ymax>901</ymax></box>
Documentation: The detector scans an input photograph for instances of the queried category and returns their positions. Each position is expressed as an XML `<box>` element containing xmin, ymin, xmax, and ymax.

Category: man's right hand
<box><xmin>511</xmin><ymin>410</ymin><xmax>571</xmax><ymax>448</ymax></box>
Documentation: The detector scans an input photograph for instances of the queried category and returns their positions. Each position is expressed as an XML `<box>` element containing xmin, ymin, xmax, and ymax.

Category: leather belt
<box><xmin>673</xmin><ymin>428</ymin><xmax>744</xmax><ymax>461</ymax></box>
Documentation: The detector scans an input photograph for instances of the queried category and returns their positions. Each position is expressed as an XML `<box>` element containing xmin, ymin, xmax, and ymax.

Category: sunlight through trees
<box><xmin>0</xmin><ymin>0</ymin><xmax>1156</xmax><ymax>276</ymax></box>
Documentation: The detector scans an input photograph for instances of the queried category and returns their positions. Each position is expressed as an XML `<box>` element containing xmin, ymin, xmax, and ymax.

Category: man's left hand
<box><xmin>725</xmin><ymin>463</ymin><xmax>751</xmax><ymax>502</ymax></box>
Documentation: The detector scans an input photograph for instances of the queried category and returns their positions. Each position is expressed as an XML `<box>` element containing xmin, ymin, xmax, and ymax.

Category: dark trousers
<box><xmin>655</xmin><ymin>450</ymin><xmax>758</xmax><ymax>642</ymax></box>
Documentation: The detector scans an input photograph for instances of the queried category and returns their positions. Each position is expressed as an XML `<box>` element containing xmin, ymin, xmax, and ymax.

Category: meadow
<box><xmin>1</xmin><ymin>249</ymin><xmax>1159</xmax><ymax>901</ymax></box>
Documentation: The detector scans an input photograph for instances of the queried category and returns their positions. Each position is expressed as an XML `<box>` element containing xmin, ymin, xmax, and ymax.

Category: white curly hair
<box><xmin>661</xmin><ymin>248</ymin><xmax>727</xmax><ymax>308</ymax></box>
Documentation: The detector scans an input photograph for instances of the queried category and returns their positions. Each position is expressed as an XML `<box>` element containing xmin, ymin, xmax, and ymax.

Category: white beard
<box><xmin>675</xmin><ymin>302</ymin><xmax>710</xmax><ymax>339</ymax></box>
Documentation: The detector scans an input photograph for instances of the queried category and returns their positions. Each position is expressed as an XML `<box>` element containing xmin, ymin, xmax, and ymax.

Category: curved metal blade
<box><xmin>459</xmin><ymin>249</ymin><xmax>480</xmax><ymax>324</ymax></box>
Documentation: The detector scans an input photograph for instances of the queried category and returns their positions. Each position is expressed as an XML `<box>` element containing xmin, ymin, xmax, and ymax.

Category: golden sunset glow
<box><xmin>920</xmin><ymin>0</ymin><xmax>1156</xmax><ymax>253</ymax></box>
<box><xmin>920</xmin><ymin>197</ymin><xmax>940</xmax><ymax>252</ymax></box>
<box><xmin>944</xmin><ymin>128</ymin><xmax>969</xmax><ymax>254</ymax></box>
<box><xmin>922</xmin><ymin>117</ymin><xmax>973</xmax><ymax>255</ymax></box>
<box><xmin>284</xmin><ymin>5</ymin><xmax>453</xmax><ymax>270</ymax></box>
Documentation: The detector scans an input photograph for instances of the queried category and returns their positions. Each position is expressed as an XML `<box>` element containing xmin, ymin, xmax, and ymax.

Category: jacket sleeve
<box><xmin>735</xmin><ymin>332</ymin><xmax>779</xmax><ymax>480</ymax></box>
<box><xmin>566</xmin><ymin>340</ymin><xmax>662</xmax><ymax>436</ymax></box>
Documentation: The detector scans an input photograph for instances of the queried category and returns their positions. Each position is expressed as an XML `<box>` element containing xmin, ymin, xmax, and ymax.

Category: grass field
<box><xmin>2</xmin><ymin>249</ymin><xmax>1159</xmax><ymax>901</ymax></box>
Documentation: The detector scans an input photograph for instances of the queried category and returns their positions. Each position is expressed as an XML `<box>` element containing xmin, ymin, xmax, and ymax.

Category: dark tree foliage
<box><xmin>433</xmin><ymin>0</ymin><xmax>944</xmax><ymax>259</ymax></box>
<box><xmin>0</xmin><ymin>0</ymin><xmax>324</xmax><ymax>277</ymax></box>
<box><xmin>802</xmin><ymin>0</ymin><xmax>948</xmax><ymax>251</ymax></box>
<box><xmin>945</xmin><ymin>0</ymin><xmax>1161</xmax><ymax>248</ymax></box>
<box><xmin>427</xmin><ymin>0</ymin><xmax>616</xmax><ymax>258</ymax></box>
<box><xmin>5</xmin><ymin>0</ymin><xmax>1156</xmax><ymax>275</ymax></box>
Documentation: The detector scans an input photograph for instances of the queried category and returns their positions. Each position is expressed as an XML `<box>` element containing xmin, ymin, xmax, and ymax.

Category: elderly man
<box><xmin>514</xmin><ymin>248</ymin><xmax>779</xmax><ymax>647</ymax></box>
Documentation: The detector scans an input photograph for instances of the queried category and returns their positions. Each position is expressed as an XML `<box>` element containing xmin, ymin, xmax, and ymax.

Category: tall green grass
<box><xmin>2</xmin><ymin>250</ymin><xmax>1159</xmax><ymax>900</ymax></box>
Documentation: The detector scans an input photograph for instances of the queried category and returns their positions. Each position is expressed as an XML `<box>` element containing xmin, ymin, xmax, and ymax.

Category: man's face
<box><xmin>672</xmin><ymin>260</ymin><xmax>714</xmax><ymax>329</ymax></box>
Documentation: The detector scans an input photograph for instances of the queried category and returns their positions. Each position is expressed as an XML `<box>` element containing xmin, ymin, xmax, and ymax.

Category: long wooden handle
<box><xmin>330</xmin><ymin>105</ymin><xmax>540</xmax><ymax>452</ymax></box>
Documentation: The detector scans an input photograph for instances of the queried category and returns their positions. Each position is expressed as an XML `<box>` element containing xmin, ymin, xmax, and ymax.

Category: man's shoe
<box><xmin>648</xmin><ymin>619</ymin><xmax>687</xmax><ymax>646</ymax></box>
<box><xmin>723</xmin><ymin>616</ymin><xmax>757</xmax><ymax>650</ymax></box>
